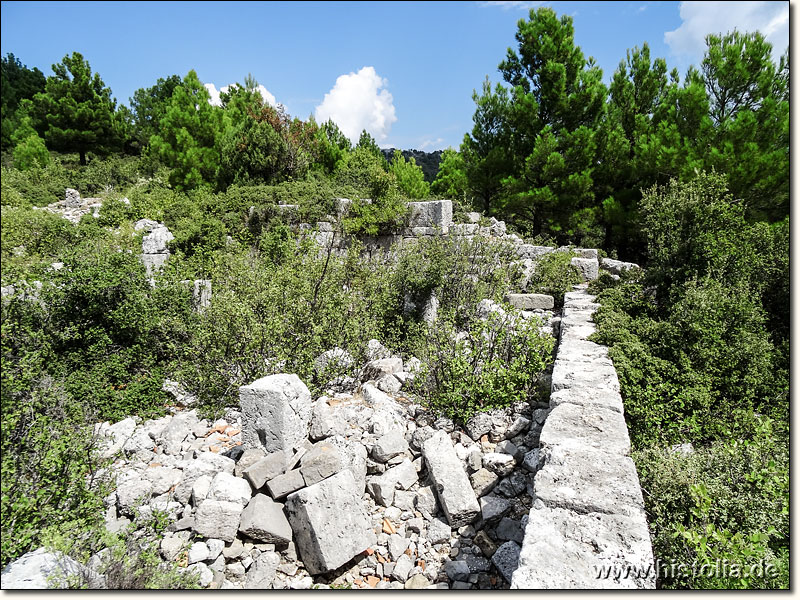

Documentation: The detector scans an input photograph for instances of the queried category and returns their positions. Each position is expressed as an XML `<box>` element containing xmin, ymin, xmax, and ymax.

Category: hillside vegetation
<box><xmin>0</xmin><ymin>6</ymin><xmax>788</xmax><ymax>589</ymax></box>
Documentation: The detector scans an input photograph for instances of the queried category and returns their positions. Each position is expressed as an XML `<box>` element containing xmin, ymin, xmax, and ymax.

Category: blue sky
<box><xmin>0</xmin><ymin>1</ymin><xmax>790</xmax><ymax>150</ymax></box>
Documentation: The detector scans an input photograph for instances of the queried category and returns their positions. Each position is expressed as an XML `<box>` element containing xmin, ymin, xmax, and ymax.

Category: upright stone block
<box><xmin>422</xmin><ymin>430</ymin><xmax>480</xmax><ymax>527</ymax></box>
<box><xmin>570</xmin><ymin>257</ymin><xmax>599</xmax><ymax>281</ymax></box>
<box><xmin>239</xmin><ymin>374</ymin><xmax>312</xmax><ymax>457</ymax></box>
<box><xmin>407</xmin><ymin>200</ymin><xmax>453</xmax><ymax>228</ymax></box>
<box><xmin>285</xmin><ymin>470</ymin><xmax>377</xmax><ymax>575</ymax></box>
<box><xmin>504</xmin><ymin>293</ymin><xmax>555</xmax><ymax>310</ymax></box>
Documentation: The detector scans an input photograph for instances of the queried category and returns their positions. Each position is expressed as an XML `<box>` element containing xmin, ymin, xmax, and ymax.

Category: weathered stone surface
<box><xmin>244</xmin><ymin>551</ymin><xmax>280</xmax><ymax>589</ymax></box>
<box><xmin>423</xmin><ymin>430</ymin><xmax>480</xmax><ymax>527</ymax></box>
<box><xmin>375</xmin><ymin>373</ymin><xmax>402</xmax><ymax>394</ymax></box>
<box><xmin>193</xmin><ymin>500</ymin><xmax>244</xmax><ymax>543</ymax></box>
<box><xmin>539</xmin><ymin>403</ymin><xmax>631</xmax><ymax>456</ymax></box>
<box><xmin>243</xmin><ymin>452</ymin><xmax>286</xmax><ymax>489</ymax></box>
<box><xmin>415</xmin><ymin>485</ymin><xmax>438</xmax><ymax>515</ymax></box>
<box><xmin>361</xmin><ymin>357</ymin><xmax>403</xmax><ymax>381</ymax></box>
<box><xmin>116</xmin><ymin>479</ymin><xmax>153</xmax><ymax>516</ymax></box>
<box><xmin>142</xmin><ymin>225</ymin><xmax>174</xmax><ymax>254</ymax></box>
<box><xmin>393</xmin><ymin>553</ymin><xmax>414</xmax><ymax>582</ymax></box>
<box><xmin>504</xmin><ymin>293</ymin><xmax>555</xmax><ymax>310</ymax></box>
<box><xmin>238</xmin><ymin>494</ymin><xmax>292</xmax><ymax>544</ymax></box>
<box><xmin>492</xmin><ymin>541</ymin><xmax>521</xmax><ymax>583</ymax></box>
<box><xmin>234</xmin><ymin>448</ymin><xmax>267</xmax><ymax>478</ymax></box>
<box><xmin>371</xmin><ymin>430</ymin><xmax>408</xmax><ymax>462</ymax></box>
<box><xmin>239</xmin><ymin>374</ymin><xmax>312</xmax><ymax>457</ymax></box>
<box><xmin>427</xmin><ymin>518</ymin><xmax>451</xmax><ymax>544</ymax></box>
<box><xmin>285</xmin><ymin>470</ymin><xmax>376</xmax><ymax>575</ymax></box>
<box><xmin>551</xmin><ymin>359</ymin><xmax>619</xmax><ymax>394</ymax></box>
<box><xmin>495</xmin><ymin>517</ymin><xmax>525</xmax><ymax>544</ymax></box>
<box><xmin>511</xmin><ymin>502</ymin><xmax>655</xmax><ymax>589</ymax></box>
<box><xmin>326</xmin><ymin>435</ymin><xmax>368</xmax><ymax>493</ymax></box>
<box><xmin>143</xmin><ymin>466</ymin><xmax>182</xmax><ymax>496</ymax></box>
<box><xmin>188</xmin><ymin>541</ymin><xmax>210</xmax><ymax>564</ymax></box>
<box><xmin>365</xmin><ymin>339</ymin><xmax>391</xmax><ymax>361</ymax></box>
<box><xmin>207</xmin><ymin>472</ymin><xmax>252</xmax><ymax>505</ymax></box>
<box><xmin>534</xmin><ymin>446</ymin><xmax>646</xmax><ymax>518</ymax></box>
<box><xmin>600</xmin><ymin>258</ymin><xmax>640</xmax><ymax>276</ymax></box>
<box><xmin>549</xmin><ymin>386</ymin><xmax>624</xmax><ymax>414</ymax></box>
<box><xmin>366</xmin><ymin>458</ymin><xmax>417</xmax><ymax>506</ymax></box>
<box><xmin>299</xmin><ymin>440</ymin><xmax>343</xmax><ymax>486</ymax></box>
<box><xmin>482</xmin><ymin>452</ymin><xmax>516</xmax><ymax>476</ymax></box>
<box><xmin>480</xmin><ymin>495</ymin><xmax>511</xmax><ymax>523</ymax></box>
<box><xmin>469</xmin><ymin>468</ymin><xmax>499</xmax><ymax>497</ymax></box>
<box><xmin>1</xmin><ymin>548</ymin><xmax>85</xmax><ymax>589</ymax></box>
<box><xmin>521</xmin><ymin>449</ymin><xmax>541</xmax><ymax>473</ymax></box>
<box><xmin>266</xmin><ymin>470</ymin><xmax>306</xmax><ymax>500</ymax></box>
<box><xmin>464</xmin><ymin>412</ymin><xmax>493</xmax><ymax>441</ymax></box>
<box><xmin>407</xmin><ymin>200</ymin><xmax>453</xmax><ymax>228</ymax></box>
<box><xmin>65</xmin><ymin>188</ymin><xmax>81</xmax><ymax>208</ymax></box>
<box><xmin>444</xmin><ymin>560</ymin><xmax>470</xmax><ymax>582</ymax></box>
<box><xmin>515</xmin><ymin>244</ymin><xmax>555</xmax><ymax>260</ymax></box>
<box><xmin>570</xmin><ymin>257</ymin><xmax>599</xmax><ymax>281</ymax></box>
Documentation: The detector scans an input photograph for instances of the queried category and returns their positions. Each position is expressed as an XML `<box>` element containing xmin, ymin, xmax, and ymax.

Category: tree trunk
<box><xmin>79</xmin><ymin>150</ymin><xmax>87</xmax><ymax>166</ymax></box>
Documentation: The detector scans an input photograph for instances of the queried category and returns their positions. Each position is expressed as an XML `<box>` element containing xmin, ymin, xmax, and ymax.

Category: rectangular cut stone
<box><xmin>423</xmin><ymin>430</ymin><xmax>480</xmax><ymax>527</ymax></box>
<box><xmin>244</xmin><ymin>452</ymin><xmax>287</xmax><ymax>489</ymax></box>
<box><xmin>266</xmin><ymin>470</ymin><xmax>306</xmax><ymax>500</ymax></box>
<box><xmin>511</xmin><ymin>502</ymin><xmax>655</xmax><ymax>589</ymax></box>
<box><xmin>299</xmin><ymin>440</ymin><xmax>344</xmax><ymax>486</ymax></box>
<box><xmin>515</xmin><ymin>245</ymin><xmax>555</xmax><ymax>260</ymax></box>
<box><xmin>539</xmin><ymin>403</ymin><xmax>631</xmax><ymax>456</ymax></box>
<box><xmin>551</xmin><ymin>360</ymin><xmax>619</xmax><ymax>394</ymax></box>
<box><xmin>570</xmin><ymin>258</ymin><xmax>599</xmax><ymax>282</ymax></box>
<box><xmin>549</xmin><ymin>387</ymin><xmax>624</xmax><ymax>414</ymax></box>
<box><xmin>285</xmin><ymin>470</ymin><xmax>377</xmax><ymax>575</ymax></box>
<box><xmin>193</xmin><ymin>500</ymin><xmax>243</xmax><ymax>543</ymax></box>
<box><xmin>407</xmin><ymin>200</ymin><xmax>453</xmax><ymax>228</ymax></box>
<box><xmin>533</xmin><ymin>446</ymin><xmax>646</xmax><ymax>518</ymax></box>
<box><xmin>504</xmin><ymin>293</ymin><xmax>555</xmax><ymax>311</ymax></box>
<box><xmin>601</xmin><ymin>258</ymin><xmax>640</xmax><ymax>276</ymax></box>
<box><xmin>239</xmin><ymin>374</ymin><xmax>312</xmax><ymax>457</ymax></box>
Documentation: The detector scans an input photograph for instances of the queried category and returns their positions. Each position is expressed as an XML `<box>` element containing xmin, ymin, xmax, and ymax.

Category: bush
<box><xmin>412</xmin><ymin>308</ymin><xmax>553</xmax><ymax>423</ymax></box>
<box><xmin>525</xmin><ymin>249</ymin><xmax>582</xmax><ymax>306</ymax></box>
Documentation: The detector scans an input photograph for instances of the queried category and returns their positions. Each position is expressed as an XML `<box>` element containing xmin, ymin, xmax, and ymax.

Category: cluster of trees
<box><xmin>433</xmin><ymin>8</ymin><xmax>788</xmax><ymax>259</ymax></box>
<box><xmin>0</xmin><ymin>54</ymin><xmax>431</xmax><ymax>204</ymax></box>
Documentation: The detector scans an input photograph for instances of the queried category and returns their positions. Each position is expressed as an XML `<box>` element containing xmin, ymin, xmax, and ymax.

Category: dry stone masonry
<box><xmin>2</xmin><ymin>196</ymin><xmax>653</xmax><ymax>590</ymax></box>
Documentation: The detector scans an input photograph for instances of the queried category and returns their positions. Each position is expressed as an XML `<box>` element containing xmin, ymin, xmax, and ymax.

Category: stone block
<box><xmin>234</xmin><ymin>448</ymin><xmax>267</xmax><ymax>478</ymax></box>
<box><xmin>570</xmin><ymin>257</ymin><xmax>599</xmax><ymax>281</ymax></box>
<box><xmin>423</xmin><ymin>430</ymin><xmax>480</xmax><ymax>527</ymax></box>
<box><xmin>600</xmin><ymin>258</ymin><xmax>640</xmax><ymax>276</ymax></box>
<box><xmin>193</xmin><ymin>500</ymin><xmax>244</xmax><ymax>543</ymax></box>
<box><xmin>407</xmin><ymin>200</ymin><xmax>453</xmax><ymax>228</ymax></box>
<box><xmin>207</xmin><ymin>472</ymin><xmax>252</xmax><ymax>505</ymax></box>
<box><xmin>243</xmin><ymin>451</ymin><xmax>286</xmax><ymax>489</ymax></box>
<box><xmin>239</xmin><ymin>374</ymin><xmax>312</xmax><ymax>457</ymax></box>
<box><xmin>480</xmin><ymin>495</ymin><xmax>511</xmax><ymax>522</ymax></box>
<box><xmin>266</xmin><ymin>470</ymin><xmax>306</xmax><ymax>500</ymax></box>
<box><xmin>299</xmin><ymin>440</ymin><xmax>344</xmax><ymax>486</ymax></box>
<box><xmin>361</xmin><ymin>357</ymin><xmax>403</xmax><ymax>381</ymax></box>
<box><xmin>504</xmin><ymin>293</ymin><xmax>555</xmax><ymax>310</ymax></box>
<box><xmin>238</xmin><ymin>494</ymin><xmax>292</xmax><ymax>544</ymax></box>
<box><xmin>511</xmin><ymin>502</ymin><xmax>654</xmax><ymax>589</ymax></box>
<box><xmin>285</xmin><ymin>470</ymin><xmax>376</xmax><ymax>575</ymax></box>
<box><xmin>539</xmin><ymin>403</ymin><xmax>631</xmax><ymax>456</ymax></box>
<box><xmin>142</xmin><ymin>225</ymin><xmax>174</xmax><ymax>254</ymax></box>
<box><xmin>371</xmin><ymin>430</ymin><xmax>408</xmax><ymax>463</ymax></box>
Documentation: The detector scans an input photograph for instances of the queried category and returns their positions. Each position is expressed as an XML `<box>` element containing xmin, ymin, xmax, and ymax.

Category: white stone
<box><xmin>193</xmin><ymin>500</ymin><xmax>244</xmax><ymax>543</ymax></box>
<box><xmin>422</xmin><ymin>431</ymin><xmax>480</xmax><ymax>527</ymax></box>
<box><xmin>207</xmin><ymin>472</ymin><xmax>252</xmax><ymax>505</ymax></box>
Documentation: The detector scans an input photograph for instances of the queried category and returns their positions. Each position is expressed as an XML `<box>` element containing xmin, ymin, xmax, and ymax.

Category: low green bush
<box><xmin>525</xmin><ymin>249</ymin><xmax>581</xmax><ymax>306</ymax></box>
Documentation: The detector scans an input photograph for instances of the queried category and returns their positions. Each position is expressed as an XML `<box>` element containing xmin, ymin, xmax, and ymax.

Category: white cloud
<box><xmin>204</xmin><ymin>82</ymin><xmax>278</xmax><ymax>108</ymax></box>
<box><xmin>665</xmin><ymin>1</ymin><xmax>789</xmax><ymax>64</ymax></box>
<box><xmin>314</xmin><ymin>66</ymin><xmax>397</xmax><ymax>144</ymax></box>
<box><xmin>480</xmin><ymin>1</ymin><xmax>546</xmax><ymax>9</ymax></box>
<box><xmin>419</xmin><ymin>137</ymin><xmax>445</xmax><ymax>150</ymax></box>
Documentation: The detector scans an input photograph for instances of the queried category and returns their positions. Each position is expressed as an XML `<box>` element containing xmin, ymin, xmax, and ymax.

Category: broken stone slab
<box><xmin>285</xmin><ymin>470</ymin><xmax>376</xmax><ymax>575</ymax></box>
<box><xmin>534</xmin><ymin>446</ymin><xmax>646</xmax><ymax>518</ymax></box>
<box><xmin>0</xmin><ymin>548</ymin><xmax>87</xmax><ymax>589</ymax></box>
<box><xmin>361</xmin><ymin>357</ymin><xmax>404</xmax><ymax>381</ymax></box>
<box><xmin>326</xmin><ymin>435</ymin><xmax>368</xmax><ymax>493</ymax></box>
<box><xmin>207</xmin><ymin>472</ymin><xmax>253</xmax><ymax>505</ymax></box>
<box><xmin>495</xmin><ymin>517</ymin><xmax>525</xmax><ymax>544</ymax></box>
<box><xmin>423</xmin><ymin>430</ymin><xmax>480</xmax><ymax>527</ymax></box>
<box><xmin>299</xmin><ymin>439</ymin><xmax>344</xmax><ymax>486</ymax></box>
<box><xmin>234</xmin><ymin>448</ymin><xmax>267</xmax><ymax>478</ymax></box>
<box><xmin>116</xmin><ymin>479</ymin><xmax>153</xmax><ymax>517</ymax></box>
<box><xmin>549</xmin><ymin>386</ymin><xmax>625</xmax><ymax>414</ymax></box>
<box><xmin>366</xmin><ymin>458</ymin><xmax>418</xmax><ymax>506</ymax></box>
<box><xmin>600</xmin><ymin>258</ymin><xmax>640</xmax><ymax>276</ymax></box>
<box><xmin>469</xmin><ymin>468</ymin><xmax>499</xmax><ymax>497</ymax></box>
<box><xmin>480</xmin><ymin>495</ymin><xmax>511</xmax><ymax>523</ymax></box>
<box><xmin>371</xmin><ymin>430</ymin><xmax>408</xmax><ymax>463</ymax></box>
<box><xmin>511</xmin><ymin>501</ymin><xmax>655</xmax><ymax>589</ymax></box>
<box><xmin>266</xmin><ymin>470</ymin><xmax>306</xmax><ymax>500</ymax></box>
<box><xmin>570</xmin><ymin>257</ymin><xmax>599</xmax><ymax>282</ymax></box>
<box><xmin>504</xmin><ymin>293</ymin><xmax>555</xmax><ymax>311</ymax></box>
<box><xmin>238</xmin><ymin>494</ymin><xmax>292</xmax><ymax>544</ymax></box>
<box><xmin>244</xmin><ymin>451</ymin><xmax>287</xmax><ymax>489</ymax></box>
<box><xmin>427</xmin><ymin>518</ymin><xmax>452</xmax><ymax>544</ymax></box>
<box><xmin>492</xmin><ymin>541</ymin><xmax>521</xmax><ymax>583</ymax></box>
<box><xmin>539</xmin><ymin>403</ymin><xmax>631</xmax><ymax>456</ymax></box>
<box><xmin>193</xmin><ymin>500</ymin><xmax>244</xmax><ymax>543</ymax></box>
<box><xmin>313</xmin><ymin>347</ymin><xmax>354</xmax><ymax>375</ymax></box>
<box><xmin>239</xmin><ymin>374</ymin><xmax>312</xmax><ymax>457</ymax></box>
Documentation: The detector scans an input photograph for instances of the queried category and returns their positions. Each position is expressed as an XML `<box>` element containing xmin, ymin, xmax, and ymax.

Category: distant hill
<box><xmin>381</xmin><ymin>149</ymin><xmax>443</xmax><ymax>183</ymax></box>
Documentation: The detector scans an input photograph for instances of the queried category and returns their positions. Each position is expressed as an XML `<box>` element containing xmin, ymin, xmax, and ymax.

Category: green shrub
<box><xmin>412</xmin><ymin>308</ymin><xmax>553</xmax><ymax>423</ymax></box>
<box><xmin>525</xmin><ymin>250</ymin><xmax>581</xmax><ymax>306</ymax></box>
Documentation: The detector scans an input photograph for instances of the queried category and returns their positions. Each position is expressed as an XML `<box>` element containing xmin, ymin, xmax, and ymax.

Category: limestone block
<box><xmin>285</xmin><ymin>470</ymin><xmax>376</xmax><ymax>575</ymax></box>
<box><xmin>244</xmin><ymin>452</ymin><xmax>287</xmax><ymax>489</ymax></box>
<box><xmin>244</xmin><ymin>551</ymin><xmax>280</xmax><ymax>589</ymax></box>
<box><xmin>361</xmin><ymin>357</ymin><xmax>403</xmax><ymax>381</ymax></box>
<box><xmin>504</xmin><ymin>293</ymin><xmax>555</xmax><ymax>310</ymax></box>
<box><xmin>570</xmin><ymin>257</ymin><xmax>599</xmax><ymax>281</ymax></box>
<box><xmin>371</xmin><ymin>429</ymin><xmax>408</xmax><ymax>463</ymax></box>
<box><xmin>207</xmin><ymin>472</ymin><xmax>253</xmax><ymax>505</ymax></box>
<box><xmin>266</xmin><ymin>470</ymin><xmax>306</xmax><ymax>500</ymax></box>
<box><xmin>193</xmin><ymin>500</ymin><xmax>244</xmax><ymax>543</ymax></box>
<box><xmin>142</xmin><ymin>225</ymin><xmax>174</xmax><ymax>254</ymax></box>
<box><xmin>299</xmin><ymin>440</ymin><xmax>344</xmax><ymax>486</ymax></box>
<box><xmin>407</xmin><ymin>200</ymin><xmax>453</xmax><ymax>228</ymax></box>
<box><xmin>551</xmin><ymin>359</ymin><xmax>620</xmax><ymax>394</ymax></box>
<box><xmin>238</xmin><ymin>494</ymin><xmax>292</xmax><ymax>544</ymax></box>
<box><xmin>234</xmin><ymin>448</ymin><xmax>267</xmax><ymax>478</ymax></box>
<box><xmin>0</xmin><ymin>548</ymin><xmax>86</xmax><ymax>589</ymax></box>
<box><xmin>601</xmin><ymin>258</ymin><xmax>640</xmax><ymax>276</ymax></box>
<box><xmin>539</xmin><ymin>403</ymin><xmax>631</xmax><ymax>456</ymax></box>
<box><xmin>423</xmin><ymin>430</ymin><xmax>480</xmax><ymax>527</ymax></box>
<box><xmin>511</xmin><ymin>502</ymin><xmax>655</xmax><ymax>589</ymax></box>
<box><xmin>239</xmin><ymin>374</ymin><xmax>312</xmax><ymax>457</ymax></box>
<box><xmin>174</xmin><ymin>452</ymin><xmax>235</xmax><ymax>504</ymax></box>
